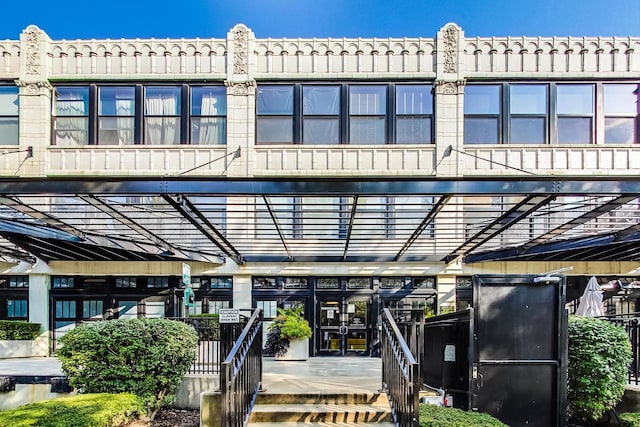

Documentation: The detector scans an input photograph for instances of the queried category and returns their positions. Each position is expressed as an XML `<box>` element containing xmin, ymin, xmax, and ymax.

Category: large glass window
<box><xmin>303</xmin><ymin>85</ymin><xmax>340</xmax><ymax>144</ymax></box>
<box><xmin>144</xmin><ymin>86</ymin><xmax>181</xmax><ymax>145</ymax></box>
<box><xmin>0</xmin><ymin>87</ymin><xmax>19</xmax><ymax>145</ymax></box>
<box><xmin>396</xmin><ymin>85</ymin><xmax>433</xmax><ymax>144</ymax></box>
<box><xmin>53</xmin><ymin>87</ymin><xmax>89</xmax><ymax>145</ymax></box>
<box><xmin>83</xmin><ymin>299</ymin><xmax>104</xmax><ymax>319</ymax></box>
<box><xmin>509</xmin><ymin>85</ymin><xmax>547</xmax><ymax>144</ymax></box>
<box><xmin>557</xmin><ymin>85</ymin><xmax>594</xmax><ymax>144</ymax></box>
<box><xmin>349</xmin><ymin>85</ymin><xmax>387</xmax><ymax>145</ymax></box>
<box><xmin>191</xmin><ymin>86</ymin><xmax>226</xmax><ymax>145</ymax></box>
<box><xmin>604</xmin><ymin>84</ymin><xmax>639</xmax><ymax>144</ymax></box>
<box><xmin>257</xmin><ymin>86</ymin><xmax>294</xmax><ymax>144</ymax></box>
<box><xmin>464</xmin><ymin>85</ymin><xmax>501</xmax><ymax>144</ymax></box>
<box><xmin>7</xmin><ymin>299</ymin><xmax>27</xmax><ymax>318</ymax></box>
<box><xmin>98</xmin><ymin>87</ymin><xmax>135</xmax><ymax>145</ymax></box>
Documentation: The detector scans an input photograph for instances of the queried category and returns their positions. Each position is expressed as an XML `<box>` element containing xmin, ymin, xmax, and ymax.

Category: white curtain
<box><xmin>195</xmin><ymin>92</ymin><xmax>225</xmax><ymax>145</ymax></box>
<box><xmin>55</xmin><ymin>92</ymin><xmax>87</xmax><ymax>145</ymax></box>
<box><xmin>145</xmin><ymin>93</ymin><xmax>178</xmax><ymax>145</ymax></box>
<box><xmin>116</xmin><ymin>98</ymin><xmax>134</xmax><ymax>145</ymax></box>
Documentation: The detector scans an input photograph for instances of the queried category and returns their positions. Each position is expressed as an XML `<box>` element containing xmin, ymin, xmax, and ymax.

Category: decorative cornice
<box><xmin>225</xmin><ymin>80</ymin><xmax>256</xmax><ymax>95</ymax></box>
<box><xmin>434</xmin><ymin>80</ymin><xmax>465</xmax><ymax>95</ymax></box>
<box><xmin>15</xmin><ymin>80</ymin><xmax>52</xmax><ymax>95</ymax></box>
<box><xmin>443</xmin><ymin>25</ymin><xmax>458</xmax><ymax>74</ymax></box>
<box><xmin>233</xmin><ymin>27</ymin><xmax>248</xmax><ymax>75</ymax></box>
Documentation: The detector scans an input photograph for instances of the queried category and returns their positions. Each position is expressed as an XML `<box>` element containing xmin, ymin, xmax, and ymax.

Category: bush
<box><xmin>419</xmin><ymin>404</ymin><xmax>508</xmax><ymax>426</ymax></box>
<box><xmin>0</xmin><ymin>393</ymin><xmax>145</xmax><ymax>427</ymax></box>
<box><xmin>620</xmin><ymin>412</ymin><xmax>640</xmax><ymax>427</ymax></box>
<box><xmin>56</xmin><ymin>318</ymin><xmax>198</xmax><ymax>416</ymax></box>
<box><xmin>567</xmin><ymin>316</ymin><xmax>632</xmax><ymax>422</ymax></box>
<box><xmin>186</xmin><ymin>313</ymin><xmax>220</xmax><ymax>340</ymax></box>
<box><xmin>0</xmin><ymin>320</ymin><xmax>40</xmax><ymax>340</ymax></box>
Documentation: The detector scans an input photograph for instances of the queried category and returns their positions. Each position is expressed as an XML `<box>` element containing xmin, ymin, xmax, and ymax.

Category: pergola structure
<box><xmin>0</xmin><ymin>177</ymin><xmax>637</xmax><ymax>265</ymax></box>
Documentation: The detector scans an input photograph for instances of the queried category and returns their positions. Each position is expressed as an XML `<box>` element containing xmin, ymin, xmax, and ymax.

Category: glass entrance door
<box><xmin>316</xmin><ymin>297</ymin><xmax>370</xmax><ymax>356</ymax></box>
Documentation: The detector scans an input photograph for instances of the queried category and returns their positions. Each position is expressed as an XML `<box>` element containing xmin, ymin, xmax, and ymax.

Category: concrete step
<box><xmin>248</xmin><ymin>403</ymin><xmax>393</xmax><ymax>423</ymax></box>
<box><xmin>255</xmin><ymin>392</ymin><xmax>388</xmax><ymax>405</ymax></box>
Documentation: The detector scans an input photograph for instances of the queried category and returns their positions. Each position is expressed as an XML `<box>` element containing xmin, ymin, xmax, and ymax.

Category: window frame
<box><xmin>0</xmin><ymin>85</ymin><xmax>19</xmax><ymax>146</ymax></box>
<box><xmin>51</xmin><ymin>84</ymin><xmax>226</xmax><ymax>146</ymax></box>
<box><xmin>603</xmin><ymin>83</ymin><xmax>640</xmax><ymax>145</ymax></box>
<box><xmin>255</xmin><ymin>82</ymin><xmax>434</xmax><ymax>145</ymax></box>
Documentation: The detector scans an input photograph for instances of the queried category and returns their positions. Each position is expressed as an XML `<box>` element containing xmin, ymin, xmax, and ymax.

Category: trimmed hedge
<box><xmin>0</xmin><ymin>320</ymin><xmax>40</xmax><ymax>340</ymax></box>
<box><xmin>187</xmin><ymin>313</ymin><xmax>220</xmax><ymax>340</ymax></box>
<box><xmin>0</xmin><ymin>393</ymin><xmax>145</xmax><ymax>427</ymax></box>
<box><xmin>419</xmin><ymin>404</ymin><xmax>508</xmax><ymax>426</ymax></box>
<box><xmin>567</xmin><ymin>316</ymin><xmax>632</xmax><ymax>422</ymax></box>
<box><xmin>57</xmin><ymin>318</ymin><xmax>198</xmax><ymax>413</ymax></box>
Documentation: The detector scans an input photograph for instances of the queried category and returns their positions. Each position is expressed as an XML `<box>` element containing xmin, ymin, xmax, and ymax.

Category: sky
<box><xmin>0</xmin><ymin>0</ymin><xmax>638</xmax><ymax>41</ymax></box>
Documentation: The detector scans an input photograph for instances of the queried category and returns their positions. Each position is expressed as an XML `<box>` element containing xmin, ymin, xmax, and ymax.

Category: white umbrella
<box><xmin>575</xmin><ymin>275</ymin><xmax>604</xmax><ymax>317</ymax></box>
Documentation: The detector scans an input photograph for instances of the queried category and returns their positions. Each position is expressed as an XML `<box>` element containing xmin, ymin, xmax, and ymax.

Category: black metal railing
<box><xmin>381</xmin><ymin>308</ymin><xmax>420</xmax><ymax>427</ymax></box>
<box><xmin>169</xmin><ymin>317</ymin><xmax>222</xmax><ymax>375</ymax></box>
<box><xmin>388</xmin><ymin>308</ymin><xmax>426</xmax><ymax>387</ymax></box>
<box><xmin>220</xmin><ymin>308</ymin><xmax>263</xmax><ymax>427</ymax></box>
<box><xmin>601</xmin><ymin>312</ymin><xmax>640</xmax><ymax>385</ymax></box>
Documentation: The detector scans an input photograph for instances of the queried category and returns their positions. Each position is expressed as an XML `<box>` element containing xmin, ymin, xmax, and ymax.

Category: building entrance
<box><xmin>316</xmin><ymin>296</ymin><xmax>371</xmax><ymax>356</ymax></box>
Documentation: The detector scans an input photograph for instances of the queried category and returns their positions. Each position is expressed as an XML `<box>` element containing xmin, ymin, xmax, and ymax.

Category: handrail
<box><xmin>220</xmin><ymin>308</ymin><xmax>263</xmax><ymax>427</ymax></box>
<box><xmin>381</xmin><ymin>307</ymin><xmax>420</xmax><ymax>427</ymax></box>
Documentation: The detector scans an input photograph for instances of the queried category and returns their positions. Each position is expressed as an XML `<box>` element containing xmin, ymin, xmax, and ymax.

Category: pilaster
<box><xmin>16</xmin><ymin>26</ymin><xmax>52</xmax><ymax>177</ymax></box>
<box><xmin>225</xmin><ymin>24</ymin><xmax>256</xmax><ymax>178</ymax></box>
<box><xmin>28</xmin><ymin>273</ymin><xmax>50</xmax><ymax>354</ymax></box>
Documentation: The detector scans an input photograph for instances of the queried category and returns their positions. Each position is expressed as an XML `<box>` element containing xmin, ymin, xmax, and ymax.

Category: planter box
<box><xmin>275</xmin><ymin>338</ymin><xmax>309</xmax><ymax>361</ymax></box>
<box><xmin>0</xmin><ymin>338</ymin><xmax>48</xmax><ymax>358</ymax></box>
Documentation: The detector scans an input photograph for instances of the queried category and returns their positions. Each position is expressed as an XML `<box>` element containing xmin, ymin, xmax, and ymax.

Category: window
<box><xmin>115</xmin><ymin>277</ymin><xmax>137</xmax><ymax>288</ymax></box>
<box><xmin>604</xmin><ymin>84</ymin><xmax>639</xmax><ymax>144</ymax></box>
<box><xmin>413</xmin><ymin>277</ymin><xmax>436</xmax><ymax>289</ymax></box>
<box><xmin>509</xmin><ymin>85</ymin><xmax>547</xmax><ymax>144</ymax></box>
<box><xmin>283</xmin><ymin>278</ymin><xmax>308</xmax><ymax>289</ymax></box>
<box><xmin>349</xmin><ymin>85</ymin><xmax>387</xmax><ymax>144</ymax></box>
<box><xmin>256</xmin><ymin>300</ymin><xmax>278</xmax><ymax>318</ymax></box>
<box><xmin>316</xmin><ymin>278</ymin><xmax>340</xmax><ymax>289</ymax></box>
<box><xmin>206</xmin><ymin>299</ymin><xmax>230</xmax><ymax>314</ymax></box>
<box><xmin>396</xmin><ymin>85</ymin><xmax>433</xmax><ymax>144</ymax></box>
<box><xmin>191</xmin><ymin>87</ymin><xmax>226</xmax><ymax>145</ymax></box>
<box><xmin>98</xmin><ymin>87</ymin><xmax>135</xmax><ymax>145</ymax></box>
<box><xmin>52</xmin><ymin>84</ymin><xmax>226</xmax><ymax>145</ymax></box>
<box><xmin>52</xmin><ymin>277</ymin><xmax>75</xmax><ymax>288</ymax></box>
<box><xmin>464</xmin><ymin>85</ymin><xmax>501</xmax><ymax>144</ymax></box>
<box><xmin>7</xmin><ymin>299</ymin><xmax>27</xmax><ymax>318</ymax></box>
<box><xmin>380</xmin><ymin>277</ymin><xmax>405</xmax><ymax>289</ymax></box>
<box><xmin>147</xmin><ymin>277</ymin><xmax>169</xmax><ymax>288</ymax></box>
<box><xmin>557</xmin><ymin>85</ymin><xmax>594</xmax><ymax>144</ymax></box>
<box><xmin>8</xmin><ymin>276</ymin><xmax>28</xmax><ymax>288</ymax></box>
<box><xmin>55</xmin><ymin>300</ymin><xmax>76</xmax><ymax>318</ymax></box>
<box><xmin>256</xmin><ymin>83</ymin><xmax>432</xmax><ymax>145</ymax></box>
<box><xmin>257</xmin><ymin>86</ymin><xmax>294</xmax><ymax>144</ymax></box>
<box><xmin>83</xmin><ymin>300</ymin><xmax>103</xmax><ymax>319</ymax></box>
<box><xmin>0</xmin><ymin>86</ymin><xmax>19</xmax><ymax>145</ymax></box>
<box><xmin>253</xmin><ymin>277</ymin><xmax>278</xmax><ymax>289</ymax></box>
<box><xmin>53</xmin><ymin>87</ymin><xmax>89</xmax><ymax>145</ymax></box>
<box><xmin>303</xmin><ymin>85</ymin><xmax>340</xmax><ymax>144</ymax></box>
<box><xmin>144</xmin><ymin>86</ymin><xmax>181</xmax><ymax>145</ymax></box>
<box><xmin>209</xmin><ymin>277</ymin><xmax>233</xmax><ymax>289</ymax></box>
<box><xmin>347</xmin><ymin>278</ymin><xmax>371</xmax><ymax>289</ymax></box>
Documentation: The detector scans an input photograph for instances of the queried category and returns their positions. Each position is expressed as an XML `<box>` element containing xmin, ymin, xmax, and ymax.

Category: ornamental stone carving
<box><xmin>443</xmin><ymin>25</ymin><xmax>458</xmax><ymax>74</ymax></box>
<box><xmin>24</xmin><ymin>28</ymin><xmax>41</xmax><ymax>75</ymax></box>
<box><xmin>15</xmin><ymin>80</ymin><xmax>52</xmax><ymax>95</ymax></box>
<box><xmin>225</xmin><ymin>80</ymin><xmax>256</xmax><ymax>95</ymax></box>
<box><xmin>233</xmin><ymin>26</ymin><xmax>248</xmax><ymax>75</ymax></box>
<box><xmin>434</xmin><ymin>80</ymin><xmax>465</xmax><ymax>95</ymax></box>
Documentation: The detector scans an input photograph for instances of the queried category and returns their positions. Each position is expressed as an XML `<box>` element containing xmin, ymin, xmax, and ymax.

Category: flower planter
<box><xmin>275</xmin><ymin>338</ymin><xmax>309</xmax><ymax>361</ymax></box>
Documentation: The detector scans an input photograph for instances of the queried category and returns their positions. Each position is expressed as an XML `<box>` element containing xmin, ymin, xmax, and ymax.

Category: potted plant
<box><xmin>263</xmin><ymin>307</ymin><xmax>312</xmax><ymax>360</ymax></box>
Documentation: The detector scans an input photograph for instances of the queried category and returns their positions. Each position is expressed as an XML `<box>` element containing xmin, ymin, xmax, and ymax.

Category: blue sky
<box><xmin>1</xmin><ymin>0</ymin><xmax>638</xmax><ymax>40</ymax></box>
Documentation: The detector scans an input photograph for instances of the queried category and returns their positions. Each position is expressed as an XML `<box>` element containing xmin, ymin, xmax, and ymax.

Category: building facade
<box><xmin>0</xmin><ymin>23</ymin><xmax>639</xmax><ymax>355</ymax></box>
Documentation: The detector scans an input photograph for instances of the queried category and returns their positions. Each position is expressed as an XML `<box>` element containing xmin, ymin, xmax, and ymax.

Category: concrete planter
<box><xmin>0</xmin><ymin>338</ymin><xmax>48</xmax><ymax>359</ymax></box>
<box><xmin>275</xmin><ymin>338</ymin><xmax>309</xmax><ymax>361</ymax></box>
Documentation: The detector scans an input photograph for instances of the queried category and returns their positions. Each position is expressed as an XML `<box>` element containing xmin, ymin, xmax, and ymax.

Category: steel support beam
<box><xmin>342</xmin><ymin>196</ymin><xmax>358</xmax><ymax>261</ymax></box>
<box><xmin>395</xmin><ymin>195</ymin><xmax>452</xmax><ymax>261</ymax></box>
<box><xmin>262</xmin><ymin>196</ymin><xmax>293</xmax><ymax>262</ymax></box>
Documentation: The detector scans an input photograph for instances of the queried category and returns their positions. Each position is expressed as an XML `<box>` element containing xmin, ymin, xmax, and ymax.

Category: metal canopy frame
<box><xmin>0</xmin><ymin>177</ymin><xmax>636</xmax><ymax>264</ymax></box>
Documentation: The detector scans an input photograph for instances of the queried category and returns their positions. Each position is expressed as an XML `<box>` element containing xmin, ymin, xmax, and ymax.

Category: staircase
<box><xmin>247</xmin><ymin>392</ymin><xmax>395</xmax><ymax>426</ymax></box>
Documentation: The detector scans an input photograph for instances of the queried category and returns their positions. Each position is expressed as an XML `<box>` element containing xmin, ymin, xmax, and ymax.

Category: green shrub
<box><xmin>263</xmin><ymin>307</ymin><xmax>312</xmax><ymax>357</ymax></box>
<box><xmin>620</xmin><ymin>412</ymin><xmax>640</xmax><ymax>427</ymax></box>
<box><xmin>187</xmin><ymin>313</ymin><xmax>220</xmax><ymax>340</ymax></box>
<box><xmin>56</xmin><ymin>318</ymin><xmax>198</xmax><ymax>416</ymax></box>
<box><xmin>419</xmin><ymin>404</ymin><xmax>508</xmax><ymax>426</ymax></box>
<box><xmin>0</xmin><ymin>393</ymin><xmax>145</xmax><ymax>427</ymax></box>
<box><xmin>0</xmin><ymin>320</ymin><xmax>40</xmax><ymax>340</ymax></box>
<box><xmin>567</xmin><ymin>316</ymin><xmax>632</xmax><ymax>422</ymax></box>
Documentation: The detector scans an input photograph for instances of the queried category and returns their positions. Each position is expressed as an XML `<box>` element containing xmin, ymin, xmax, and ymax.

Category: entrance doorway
<box><xmin>316</xmin><ymin>296</ymin><xmax>370</xmax><ymax>356</ymax></box>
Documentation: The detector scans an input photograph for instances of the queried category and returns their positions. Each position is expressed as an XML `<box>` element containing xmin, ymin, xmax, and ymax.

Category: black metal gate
<box><xmin>423</xmin><ymin>274</ymin><xmax>567</xmax><ymax>427</ymax></box>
